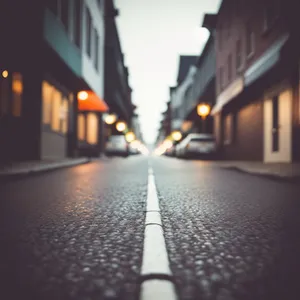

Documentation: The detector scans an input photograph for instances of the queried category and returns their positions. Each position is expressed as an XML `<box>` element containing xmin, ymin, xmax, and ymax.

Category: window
<box><xmin>94</xmin><ymin>28</ymin><xmax>99</xmax><ymax>70</ymax></box>
<box><xmin>219</xmin><ymin>67</ymin><xmax>224</xmax><ymax>89</ymax></box>
<box><xmin>61</xmin><ymin>98</ymin><xmax>68</xmax><ymax>134</ymax></box>
<box><xmin>224</xmin><ymin>114</ymin><xmax>234</xmax><ymax>145</ymax></box>
<box><xmin>263</xmin><ymin>0</ymin><xmax>280</xmax><ymax>32</ymax></box>
<box><xmin>0</xmin><ymin>74</ymin><xmax>10</xmax><ymax>116</ymax></box>
<box><xmin>228</xmin><ymin>54</ymin><xmax>232</xmax><ymax>82</ymax></box>
<box><xmin>246</xmin><ymin>21</ymin><xmax>255</xmax><ymax>57</ymax></box>
<box><xmin>51</xmin><ymin>89</ymin><xmax>62</xmax><ymax>132</ymax></box>
<box><xmin>60</xmin><ymin>0</ymin><xmax>69</xmax><ymax>29</ymax></box>
<box><xmin>74</xmin><ymin>0</ymin><xmax>82</xmax><ymax>48</ymax></box>
<box><xmin>42</xmin><ymin>81</ymin><xmax>53</xmax><ymax>125</ymax></box>
<box><xmin>236</xmin><ymin>39</ymin><xmax>242</xmax><ymax>70</ymax></box>
<box><xmin>12</xmin><ymin>73</ymin><xmax>23</xmax><ymax>117</ymax></box>
<box><xmin>87</xmin><ymin>113</ymin><xmax>98</xmax><ymax>145</ymax></box>
<box><xmin>86</xmin><ymin>7</ymin><xmax>92</xmax><ymax>57</ymax></box>
<box><xmin>77</xmin><ymin>113</ymin><xmax>85</xmax><ymax>141</ymax></box>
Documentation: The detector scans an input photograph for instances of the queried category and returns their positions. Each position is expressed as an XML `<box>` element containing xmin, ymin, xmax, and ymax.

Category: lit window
<box><xmin>42</xmin><ymin>81</ymin><xmax>53</xmax><ymax>125</ymax></box>
<box><xmin>61</xmin><ymin>98</ymin><xmax>69</xmax><ymax>134</ymax></box>
<box><xmin>51</xmin><ymin>89</ymin><xmax>62</xmax><ymax>132</ymax></box>
<box><xmin>87</xmin><ymin>113</ymin><xmax>98</xmax><ymax>145</ymax></box>
<box><xmin>12</xmin><ymin>73</ymin><xmax>23</xmax><ymax>117</ymax></box>
<box><xmin>77</xmin><ymin>113</ymin><xmax>85</xmax><ymax>141</ymax></box>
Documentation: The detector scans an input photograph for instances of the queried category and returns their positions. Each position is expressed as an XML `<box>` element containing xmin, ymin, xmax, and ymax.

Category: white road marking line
<box><xmin>139</xmin><ymin>167</ymin><xmax>178</xmax><ymax>300</ymax></box>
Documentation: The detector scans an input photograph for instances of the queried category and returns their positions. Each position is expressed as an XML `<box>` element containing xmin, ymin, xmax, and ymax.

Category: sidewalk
<box><xmin>0</xmin><ymin>157</ymin><xmax>90</xmax><ymax>178</ymax></box>
<box><xmin>217</xmin><ymin>161</ymin><xmax>300</xmax><ymax>181</ymax></box>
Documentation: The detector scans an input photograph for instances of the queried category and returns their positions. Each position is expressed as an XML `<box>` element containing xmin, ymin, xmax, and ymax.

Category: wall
<box><xmin>216</xmin><ymin>0</ymin><xmax>288</xmax><ymax>97</ymax></box>
<box><xmin>41</xmin><ymin>131</ymin><xmax>67</xmax><ymax>159</ymax></box>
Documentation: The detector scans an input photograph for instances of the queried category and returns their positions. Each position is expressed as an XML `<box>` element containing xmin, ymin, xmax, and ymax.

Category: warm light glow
<box><xmin>163</xmin><ymin>139</ymin><xmax>173</xmax><ymax>149</ymax></box>
<box><xmin>78</xmin><ymin>91</ymin><xmax>88</xmax><ymax>101</ymax></box>
<box><xmin>2</xmin><ymin>70</ymin><xmax>8</xmax><ymax>78</ymax></box>
<box><xmin>197</xmin><ymin>103</ymin><xmax>211</xmax><ymax>118</ymax></box>
<box><xmin>125</xmin><ymin>131</ymin><xmax>135</xmax><ymax>143</ymax></box>
<box><xmin>116</xmin><ymin>121</ymin><xmax>126</xmax><ymax>132</ymax></box>
<box><xmin>171</xmin><ymin>131</ymin><xmax>182</xmax><ymax>141</ymax></box>
<box><xmin>104</xmin><ymin>113</ymin><xmax>117</xmax><ymax>125</ymax></box>
<box><xmin>130</xmin><ymin>140</ymin><xmax>141</xmax><ymax>149</ymax></box>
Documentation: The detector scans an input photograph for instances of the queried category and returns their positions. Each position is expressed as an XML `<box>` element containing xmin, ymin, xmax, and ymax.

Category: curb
<box><xmin>223</xmin><ymin>166</ymin><xmax>300</xmax><ymax>183</ymax></box>
<box><xmin>0</xmin><ymin>158</ymin><xmax>90</xmax><ymax>180</ymax></box>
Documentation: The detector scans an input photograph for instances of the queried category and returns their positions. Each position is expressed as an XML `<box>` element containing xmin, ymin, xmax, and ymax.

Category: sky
<box><xmin>114</xmin><ymin>0</ymin><xmax>222</xmax><ymax>144</ymax></box>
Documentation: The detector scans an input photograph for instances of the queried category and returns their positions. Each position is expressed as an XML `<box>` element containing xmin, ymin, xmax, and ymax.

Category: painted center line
<box><xmin>139</xmin><ymin>166</ymin><xmax>178</xmax><ymax>300</ymax></box>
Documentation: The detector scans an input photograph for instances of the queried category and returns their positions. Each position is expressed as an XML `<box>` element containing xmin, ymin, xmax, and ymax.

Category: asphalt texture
<box><xmin>0</xmin><ymin>156</ymin><xmax>148</xmax><ymax>300</ymax></box>
<box><xmin>1</xmin><ymin>155</ymin><xmax>300</xmax><ymax>300</ymax></box>
<box><xmin>152</xmin><ymin>157</ymin><xmax>300</xmax><ymax>300</ymax></box>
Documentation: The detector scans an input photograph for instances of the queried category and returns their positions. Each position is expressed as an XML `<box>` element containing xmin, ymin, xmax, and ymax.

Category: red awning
<box><xmin>78</xmin><ymin>91</ymin><xmax>109</xmax><ymax>112</ymax></box>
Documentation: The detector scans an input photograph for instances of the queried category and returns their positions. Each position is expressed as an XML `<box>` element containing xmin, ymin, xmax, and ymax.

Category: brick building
<box><xmin>211</xmin><ymin>0</ymin><xmax>300</xmax><ymax>162</ymax></box>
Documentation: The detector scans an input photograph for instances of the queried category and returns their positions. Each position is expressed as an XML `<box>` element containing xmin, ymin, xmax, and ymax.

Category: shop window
<box><xmin>42</xmin><ymin>81</ymin><xmax>53</xmax><ymax>125</ymax></box>
<box><xmin>61</xmin><ymin>98</ymin><xmax>69</xmax><ymax>134</ymax></box>
<box><xmin>0</xmin><ymin>75</ymin><xmax>10</xmax><ymax>116</ymax></box>
<box><xmin>51</xmin><ymin>89</ymin><xmax>62</xmax><ymax>132</ymax></box>
<box><xmin>77</xmin><ymin>113</ymin><xmax>85</xmax><ymax>141</ymax></box>
<box><xmin>87</xmin><ymin>113</ymin><xmax>98</xmax><ymax>145</ymax></box>
<box><xmin>12</xmin><ymin>73</ymin><xmax>23</xmax><ymax>117</ymax></box>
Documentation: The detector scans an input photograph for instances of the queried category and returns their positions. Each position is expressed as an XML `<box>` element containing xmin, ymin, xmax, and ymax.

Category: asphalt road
<box><xmin>0</xmin><ymin>155</ymin><xmax>300</xmax><ymax>300</ymax></box>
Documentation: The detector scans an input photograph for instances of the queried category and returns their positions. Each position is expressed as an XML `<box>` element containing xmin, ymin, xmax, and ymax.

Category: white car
<box><xmin>176</xmin><ymin>133</ymin><xmax>217</xmax><ymax>158</ymax></box>
<box><xmin>105</xmin><ymin>135</ymin><xmax>129</xmax><ymax>157</ymax></box>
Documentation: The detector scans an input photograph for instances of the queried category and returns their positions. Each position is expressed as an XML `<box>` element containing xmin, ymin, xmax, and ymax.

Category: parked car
<box><xmin>176</xmin><ymin>133</ymin><xmax>217</xmax><ymax>159</ymax></box>
<box><xmin>105</xmin><ymin>135</ymin><xmax>129</xmax><ymax>157</ymax></box>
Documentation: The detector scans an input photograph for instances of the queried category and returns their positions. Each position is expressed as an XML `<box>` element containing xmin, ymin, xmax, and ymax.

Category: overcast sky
<box><xmin>114</xmin><ymin>0</ymin><xmax>221</xmax><ymax>144</ymax></box>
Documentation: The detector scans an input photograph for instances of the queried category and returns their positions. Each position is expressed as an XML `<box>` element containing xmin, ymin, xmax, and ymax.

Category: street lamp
<box><xmin>1</xmin><ymin>70</ymin><xmax>8</xmax><ymax>78</ymax></box>
<box><xmin>78</xmin><ymin>91</ymin><xmax>88</xmax><ymax>101</ymax></box>
<box><xmin>116</xmin><ymin>121</ymin><xmax>126</xmax><ymax>132</ymax></box>
<box><xmin>104</xmin><ymin>113</ymin><xmax>117</xmax><ymax>125</ymax></box>
<box><xmin>197</xmin><ymin>103</ymin><xmax>211</xmax><ymax>133</ymax></box>
<box><xmin>171</xmin><ymin>130</ymin><xmax>182</xmax><ymax>142</ymax></box>
<box><xmin>125</xmin><ymin>132</ymin><xmax>135</xmax><ymax>143</ymax></box>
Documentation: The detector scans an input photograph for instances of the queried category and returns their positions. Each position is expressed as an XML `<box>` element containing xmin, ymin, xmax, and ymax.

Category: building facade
<box><xmin>181</xmin><ymin>14</ymin><xmax>217</xmax><ymax>136</ymax></box>
<box><xmin>211</xmin><ymin>0</ymin><xmax>300</xmax><ymax>162</ymax></box>
<box><xmin>0</xmin><ymin>0</ymin><xmax>108</xmax><ymax>163</ymax></box>
<box><xmin>103</xmin><ymin>0</ymin><xmax>135</xmax><ymax>139</ymax></box>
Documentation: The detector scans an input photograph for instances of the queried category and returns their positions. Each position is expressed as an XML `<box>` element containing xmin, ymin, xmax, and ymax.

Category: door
<box><xmin>264</xmin><ymin>89</ymin><xmax>292</xmax><ymax>162</ymax></box>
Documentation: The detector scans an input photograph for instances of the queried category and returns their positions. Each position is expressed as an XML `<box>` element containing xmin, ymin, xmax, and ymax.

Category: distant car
<box><xmin>105</xmin><ymin>135</ymin><xmax>129</xmax><ymax>157</ymax></box>
<box><xmin>176</xmin><ymin>133</ymin><xmax>217</xmax><ymax>159</ymax></box>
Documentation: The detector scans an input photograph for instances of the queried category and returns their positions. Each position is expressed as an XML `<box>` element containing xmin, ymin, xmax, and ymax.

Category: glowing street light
<box><xmin>104</xmin><ymin>113</ymin><xmax>117</xmax><ymax>125</ymax></box>
<box><xmin>125</xmin><ymin>131</ymin><xmax>135</xmax><ymax>143</ymax></box>
<box><xmin>116</xmin><ymin>121</ymin><xmax>126</xmax><ymax>132</ymax></box>
<box><xmin>1</xmin><ymin>70</ymin><xmax>8</xmax><ymax>78</ymax></box>
<box><xmin>78</xmin><ymin>91</ymin><xmax>88</xmax><ymax>101</ymax></box>
<box><xmin>171</xmin><ymin>130</ymin><xmax>182</xmax><ymax>141</ymax></box>
<box><xmin>197</xmin><ymin>103</ymin><xmax>211</xmax><ymax>119</ymax></box>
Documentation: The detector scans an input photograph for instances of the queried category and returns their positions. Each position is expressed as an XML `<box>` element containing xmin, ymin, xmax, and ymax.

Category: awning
<box><xmin>78</xmin><ymin>91</ymin><xmax>109</xmax><ymax>112</ymax></box>
<box><xmin>244</xmin><ymin>33</ymin><xmax>289</xmax><ymax>87</ymax></box>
